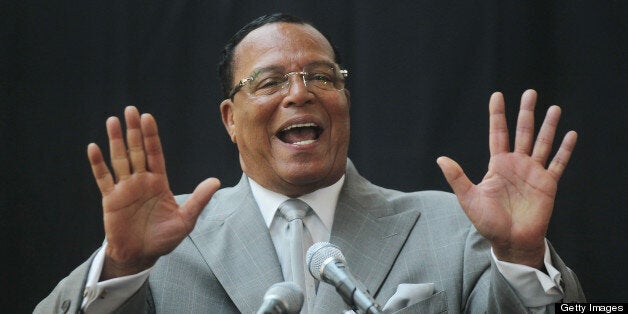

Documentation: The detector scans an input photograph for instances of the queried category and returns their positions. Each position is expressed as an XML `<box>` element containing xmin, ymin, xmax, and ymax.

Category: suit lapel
<box><xmin>186</xmin><ymin>160</ymin><xmax>420</xmax><ymax>313</ymax></box>
<box><xmin>189</xmin><ymin>175</ymin><xmax>284</xmax><ymax>314</ymax></box>
<box><xmin>313</xmin><ymin>161</ymin><xmax>421</xmax><ymax>312</ymax></box>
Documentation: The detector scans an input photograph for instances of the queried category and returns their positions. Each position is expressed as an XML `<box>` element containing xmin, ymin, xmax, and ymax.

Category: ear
<box><xmin>220</xmin><ymin>99</ymin><xmax>237</xmax><ymax>143</ymax></box>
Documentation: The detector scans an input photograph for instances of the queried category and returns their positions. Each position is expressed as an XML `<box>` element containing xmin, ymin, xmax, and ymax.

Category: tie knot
<box><xmin>279</xmin><ymin>198</ymin><xmax>311</xmax><ymax>221</ymax></box>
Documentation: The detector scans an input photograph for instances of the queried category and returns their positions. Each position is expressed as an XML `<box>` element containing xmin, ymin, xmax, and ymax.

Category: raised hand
<box><xmin>437</xmin><ymin>89</ymin><xmax>577</xmax><ymax>269</ymax></box>
<box><xmin>87</xmin><ymin>106</ymin><xmax>221</xmax><ymax>279</ymax></box>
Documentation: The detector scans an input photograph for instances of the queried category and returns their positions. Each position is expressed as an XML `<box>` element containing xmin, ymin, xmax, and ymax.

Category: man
<box><xmin>36</xmin><ymin>13</ymin><xmax>585</xmax><ymax>313</ymax></box>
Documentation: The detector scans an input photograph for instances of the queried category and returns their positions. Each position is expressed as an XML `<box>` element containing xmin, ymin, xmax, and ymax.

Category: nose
<box><xmin>282</xmin><ymin>72</ymin><xmax>313</xmax><ymax>107</ymax></box>
<box><xmin>285</xmin><ymin>71</ymin><xmax>308</xmax><ymax>93</ymax></box>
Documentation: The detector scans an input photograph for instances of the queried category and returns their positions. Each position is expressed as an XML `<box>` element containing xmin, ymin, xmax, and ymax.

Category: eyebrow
<box><xmin>250</xmin><ymin>61</ymin><xmax>336</xmax><ymax>75</ymax></box>
<box><xmin>251</xmin><ymin>65</ymin><xmax>283</xmax><ymax>76</ymax></box>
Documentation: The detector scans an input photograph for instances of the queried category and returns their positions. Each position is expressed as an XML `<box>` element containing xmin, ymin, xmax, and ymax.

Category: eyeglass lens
<box><xmin>247</xmin><ymin>64</ymin><xmax>345</xmax><ymax>97</ymax></box>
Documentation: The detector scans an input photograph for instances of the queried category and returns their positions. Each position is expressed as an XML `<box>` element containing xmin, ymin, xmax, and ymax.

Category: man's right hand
<box><xmin>87</xmin><ymin>106</ymin><xmax>220</xmax><ymax>280</ymax></box>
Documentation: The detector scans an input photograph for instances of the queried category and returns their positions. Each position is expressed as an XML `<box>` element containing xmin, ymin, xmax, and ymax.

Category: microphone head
<box><xmin>263</xmin><ymin>282</ymin><xmax>304</xmax><ymax>313</ymax></box>
<box><xmin>306</xmin><ymin>242</ymin><xmax>345</xmax><ymax>280</ymax></box>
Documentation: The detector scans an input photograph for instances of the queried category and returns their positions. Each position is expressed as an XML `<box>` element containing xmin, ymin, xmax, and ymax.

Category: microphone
<box><xmin>256</xmin><ymin>281</ymin><xmax>304</xmax><ymax>314</ymax></box>
<box><xmin>306</xmin><ymin>242</ymin><xmax>382</xmax><ymax>314</ymax></box>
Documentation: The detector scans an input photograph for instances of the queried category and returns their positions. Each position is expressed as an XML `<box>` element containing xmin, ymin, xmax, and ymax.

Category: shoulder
<box><xmin>174</xmin><ymin>183</ymin><xmax>242</xmax><ymax>207</ymax></box>
<box><xmin>174</xmin><ymin>182</ymin><xmax>251</xmax><ymax>223</ymax></box>
<box><xmin>377</xmin><ymin>185</ymin><xmax>469</xmax><ymax>222</ymax></box>
<box><xmin>380</xmin><ymin>187</ymin><xmax>460</xmax><ymax>209</ymax></box>
<box><xmin>344</xmin><ymin>159</ymin><xmax>466</xmax><ymax>220</ymax></box>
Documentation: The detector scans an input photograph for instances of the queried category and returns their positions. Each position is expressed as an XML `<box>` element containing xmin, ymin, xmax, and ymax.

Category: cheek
<box><xmin>234</xmin><ymin>104</ymin><xmax>276</xmax><ymax>145</ymax></box>
<box><xmin>334</xmin><ymin>119</ymin><xmax>351</xmax><ymax>149</ymax></box>
<box><xmin>327</xmin><ymin>99</ymin><xmax>351</xmax><ymax>133</ymax></box>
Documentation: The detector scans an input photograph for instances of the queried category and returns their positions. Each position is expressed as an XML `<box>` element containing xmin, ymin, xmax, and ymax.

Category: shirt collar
<box><xmin>248</xmin><ymin>175</ymin><xmax>345</xmax><ymax>233</ymax></box>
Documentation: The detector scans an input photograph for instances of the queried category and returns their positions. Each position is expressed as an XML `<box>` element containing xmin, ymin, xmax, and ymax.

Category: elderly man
<box><xmin>36</xmin><ymin>13</ymin><xmax>584</xmax><ymax>313</ymax></box>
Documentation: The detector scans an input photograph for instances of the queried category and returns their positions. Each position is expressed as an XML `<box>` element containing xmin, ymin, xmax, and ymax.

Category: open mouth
<box><xmin>277</xmin><ymin>122</ymin><xmax>323</xmax><ymax>145</ymax></box>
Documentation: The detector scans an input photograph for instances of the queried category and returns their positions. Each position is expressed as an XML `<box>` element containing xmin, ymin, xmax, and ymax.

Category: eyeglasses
<box><xmin>228</xmin><ymin>62</ymin><xmax>348</xmax><ymax>99</ymax></box>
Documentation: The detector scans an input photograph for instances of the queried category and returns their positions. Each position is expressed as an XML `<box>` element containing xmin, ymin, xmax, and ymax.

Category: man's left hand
<box><xmin>437</xmin><ymin>89</ymin><xmax>577</xmax><ymax>269</ymax></box>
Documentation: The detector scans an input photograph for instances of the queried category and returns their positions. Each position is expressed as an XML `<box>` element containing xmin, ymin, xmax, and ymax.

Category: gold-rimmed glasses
<box><xmin>228</xmin><ymin>62</ymin><xmax>348</xmax><ymax>99</ymax></box>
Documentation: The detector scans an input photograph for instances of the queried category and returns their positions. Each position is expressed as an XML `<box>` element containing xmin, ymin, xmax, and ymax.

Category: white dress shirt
<box><xmin>249</xmin><ymin>175</ymin><xmax>345</xmax><ymax>282</ymax></box>
<box><xmin>81</xmin><ymin>175</ymin><xmax>564</xmax><ymax>313</ymax></box>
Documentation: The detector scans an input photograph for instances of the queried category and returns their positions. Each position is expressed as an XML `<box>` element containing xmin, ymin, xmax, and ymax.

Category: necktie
<box><xmin>278</xmin><ymin>198</ymin><xmax>315</xmax><ymax>313</ymax></box>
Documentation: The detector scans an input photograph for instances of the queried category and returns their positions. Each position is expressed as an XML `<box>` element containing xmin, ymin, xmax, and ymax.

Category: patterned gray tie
<box><xmin>279</xmin><ymin>198</ymin><xmax>315</xmax><ymax>313</ymax></box>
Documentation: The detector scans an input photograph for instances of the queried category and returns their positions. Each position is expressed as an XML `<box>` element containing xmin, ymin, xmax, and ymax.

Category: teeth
<box><xmin>282</xmin><ymin>122</ymin><xmax>317</xmax><ymax>131</ymax></box>
<box><xmin>293</xmin><ymin>139</ymin><xmax>316</xmax><ymax>145</ymax></box>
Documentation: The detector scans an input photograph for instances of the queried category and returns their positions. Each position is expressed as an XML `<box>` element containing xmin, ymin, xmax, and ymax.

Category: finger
<box><xmin>179</xmin><ymin>178</ymin><xmax>221</xmax><ymax>225</ymax></box>
<box><xmin>124</xmin><ymin>106</ymin><xmax>147</xmax><ymax>173</ymax></box>
<box><xmin>436</xmin><ymin>156</ymin><xmax>474</xmax><ymax>199</ymax></box>
<box><xmin>107</xmin><ymin>116</ymin><xmax>131</xmax><ymax>181</ymax></box>
<box><xmin>488</xmin><ymin>92</ymin><xmax>510</xmax><ymax>156</ymax></box>
<box><xmin>548</xmin><ymin>131</ymin><xmax>578</xmax><ymax>181</ymax></box>
<box><xmin>87</xmin><ymin>143</ymin><xmax>115</xmax><ymax>195</ymax></box>
<box><xmin>141</xmin><ymin>113</ymin><xmax>167</xmax><ymax>174</ymax></box>
<box><xmin>531</xmin><ymin>105</ymin><xmax>561</xmax><ymax>166</ymax></box>
<box><xmin>514</xmin><ymin>89</ymin><xmax>537</xmax><ymax>155</ymax></box>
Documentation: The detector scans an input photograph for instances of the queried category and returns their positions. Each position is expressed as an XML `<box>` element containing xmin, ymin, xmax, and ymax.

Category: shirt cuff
<box><xmin>491</xmin><ymin>239</ymin><xmax>564</xmax><ymax>307</ymax></box>
<box><xmin>81</xmin><ymin>242</ymin><xmax>152</xmax><ymax>313</ymax></box>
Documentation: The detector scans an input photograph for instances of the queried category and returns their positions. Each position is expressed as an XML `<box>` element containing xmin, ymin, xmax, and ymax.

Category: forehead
<box><xmin>233</xmin><ymin>23</ymin><xmax>335</xmax><ymax>77</ymax></box>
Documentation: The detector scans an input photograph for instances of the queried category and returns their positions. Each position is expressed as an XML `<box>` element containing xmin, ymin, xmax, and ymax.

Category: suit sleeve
<box><xmin>462</xmin><ymin>227</ymin><xmax>585</xmax><ymax>313</ymax></box>
<box><xmin>547</xmin><ymin>241</ymin><xmax>586</xmax><ymax>304</ymax></box>
<box><xmin>34</xmin><ymin>251</ymin><xmax>95</xmax><ymax>314</ymax></box>
<box><xmin>33</xmin><ymin>249</ymin><xmax>156</xmax><ymax>314</ymax></box>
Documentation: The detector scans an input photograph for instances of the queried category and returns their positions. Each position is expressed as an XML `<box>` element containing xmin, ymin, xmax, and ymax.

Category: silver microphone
<box><xmin>256</xmin><ymin>281</ymin><xmax>304</xmax><ymax>314</ymax></box>
<box><xmin>306</xmin><ymin>242</ymin><xmax>382</xmax><ymax>314</ymax></box>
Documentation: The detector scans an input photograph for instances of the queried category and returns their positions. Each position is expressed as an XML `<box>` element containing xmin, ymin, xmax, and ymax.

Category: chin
<box><xmin>280</xmin><ymin>162</ymin><xmax>328</xmax><ymax>184</ymax></box>
<box><xmin>277</xmin><ymin>159</ymin><xmax>342</xmax><ymax>190</ymax></box>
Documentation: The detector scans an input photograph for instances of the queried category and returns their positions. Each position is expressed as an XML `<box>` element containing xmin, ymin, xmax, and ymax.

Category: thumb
<box><xmin>179</xmin><ymin>177</ymin><xmax>221</xmax><ymax>223</ymax></box>
<box><xmin>436</xmin><ymin>156</ymin><xmax>473</xmax><ymax>199</ymax></box>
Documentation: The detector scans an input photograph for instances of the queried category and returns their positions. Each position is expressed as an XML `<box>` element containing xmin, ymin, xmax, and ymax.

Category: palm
<box><xmin>462</xmin><ymin>153</ymin><xmax>556</xmax><ymax>249</ymax></box>
<box><xmin>87</xmin><ymin>107</ymin><xmax>220</xmax><ymax>278</ymax></box>
<box><xmin>102</xmin><ymin>172</ymin><xmax>185</xmax><ymax>262</ymax></box>
<box><xmin>437</xmin><ymin>90</ymin><xmax>577</xmax><ymax>268</ymax></box>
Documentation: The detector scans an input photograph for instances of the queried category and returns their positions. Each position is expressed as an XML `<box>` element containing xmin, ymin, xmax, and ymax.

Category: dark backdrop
<box><xmin>3</xmin><ymin>1</ymin><xmax>626</xmax><ymax>312</ymax></box>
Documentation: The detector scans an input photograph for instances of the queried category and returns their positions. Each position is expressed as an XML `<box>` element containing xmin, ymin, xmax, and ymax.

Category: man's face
<box><xmin>220</xmin><ymin>23</ymin><xmax>350</xmax><ymax>197</ymax></box>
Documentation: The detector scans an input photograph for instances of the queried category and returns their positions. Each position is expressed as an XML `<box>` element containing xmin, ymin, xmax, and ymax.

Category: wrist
<box><xmin>492</xmin><ymin>242</ymin><xmax>546</xmax><ymax>270</ymax></box>
<box><xmin>101</xmin><ymin>252</ymin><xmax>156</xmax><ymax>280</ymax></box>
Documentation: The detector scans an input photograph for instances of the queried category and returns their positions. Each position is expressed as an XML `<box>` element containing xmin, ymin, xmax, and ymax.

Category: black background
<box><xmin>2</xmin><ymin>1</ymin><xmax>626</xmax><ymax>312</ymax></box>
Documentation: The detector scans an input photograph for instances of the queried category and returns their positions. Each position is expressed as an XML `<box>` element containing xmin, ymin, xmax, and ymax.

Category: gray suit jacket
<box><xmin>35</xmin><ymin>160</ymin><xmax>585</xmax><ymax>313</ymax></box>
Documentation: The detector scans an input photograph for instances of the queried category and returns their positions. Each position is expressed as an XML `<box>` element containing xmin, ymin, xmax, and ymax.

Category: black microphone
<box><xmin>306</xmin><ymin>242</ymin><xmax>383</xmax><ymax>314</ymax></box>
<box><xmin>256</xmin><ymin>281</ymin><xmax>304</xmax><ymax>314</ymax></box>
